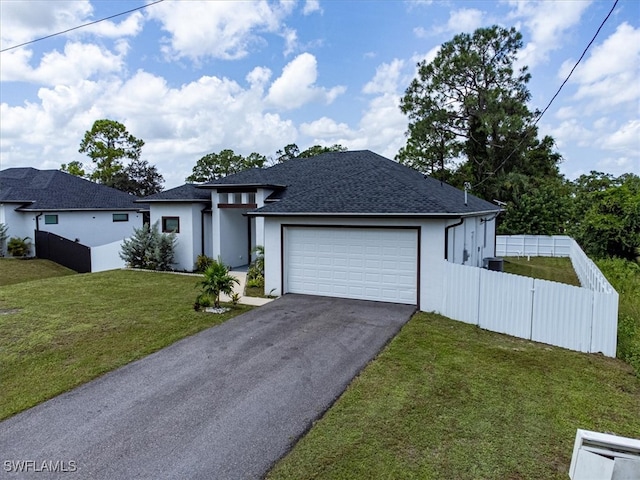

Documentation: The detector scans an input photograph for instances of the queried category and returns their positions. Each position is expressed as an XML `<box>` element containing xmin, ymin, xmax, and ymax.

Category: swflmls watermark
<box><xmin>3</xmin><ymin>460</ymin><xmax>77</xmax><ymax>473</ymax></box>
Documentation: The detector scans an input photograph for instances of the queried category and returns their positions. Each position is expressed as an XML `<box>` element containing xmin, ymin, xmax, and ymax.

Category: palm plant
<box><xmin>197</xmin><ymin>259</ymin><xmax>239</xmax><ymax>308</ymax></box>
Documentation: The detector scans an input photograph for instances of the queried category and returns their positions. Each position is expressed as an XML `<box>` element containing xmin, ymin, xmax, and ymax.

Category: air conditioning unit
<box><xmin>569</xmin><ymin>429</ymin><xmax>640</xmax><ymax>480</ymax></box>
<box><xmin>483</xmin><ymin>257</ymin><xmax>504</xmax><ymax>272</ymax></box>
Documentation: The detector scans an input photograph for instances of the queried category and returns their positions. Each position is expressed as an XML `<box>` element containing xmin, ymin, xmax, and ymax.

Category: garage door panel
<box><xmin>286</xmin><ymin>227</ymin><xmax>418</xmax><ymax>305</ymax></box>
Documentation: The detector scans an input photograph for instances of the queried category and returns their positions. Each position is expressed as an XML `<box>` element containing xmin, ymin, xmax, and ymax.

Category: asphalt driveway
<box><xmin>0</xmin><ymin>294</ymin><xmax>415</xmax><ymax>479</ymax></box>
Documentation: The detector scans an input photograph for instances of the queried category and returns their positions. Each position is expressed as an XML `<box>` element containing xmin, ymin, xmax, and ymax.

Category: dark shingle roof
<box><xmin>207</xmin><ymin>150</ymin><xmax>499</xmax><ymax>216</ymax></box>
<box><xmin>141</xmin><ymin>183</ymin><xmax>211</xmax><ymax>202</ymax></box>
<box><xmin>0</xmin><ymin>167</ymin><xmax>145</xmax><ymax>211</ymax></box>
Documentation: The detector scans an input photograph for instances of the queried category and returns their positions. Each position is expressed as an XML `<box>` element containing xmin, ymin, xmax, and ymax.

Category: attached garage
<box><xmin>284</xmin><ymin>226</ymin><xmax>419</xmax><ymax>305</ymax></box>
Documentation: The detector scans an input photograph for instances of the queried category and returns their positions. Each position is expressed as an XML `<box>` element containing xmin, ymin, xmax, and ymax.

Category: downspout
<box><xmin>444</xmin><ymin>218</ymin><xmax>464</xmax><ymax>261</ymax></box>
<box><xmin>34</xmin><ymin>212</ymin><xmax>43</xmax><ymax>257</ymax></box>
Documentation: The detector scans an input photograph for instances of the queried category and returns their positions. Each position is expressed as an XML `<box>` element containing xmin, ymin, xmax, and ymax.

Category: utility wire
<box><xmin>533</xmin><ymin>0</ymin><xmax>618</xmax><ymax>126</ymax></box>
<box><xmin>473</xmin><ymin>0</ymin><xmax>619</xmax><ymax>189</ymax></box>
<box><xmin>0</xmin><ymin>0</ymin><xmax>165</xmax><ymax>53</ymax></box>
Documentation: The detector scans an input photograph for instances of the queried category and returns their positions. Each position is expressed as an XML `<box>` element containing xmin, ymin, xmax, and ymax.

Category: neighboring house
<box><xmin>143</xmin><ymin>150</ymin><xmax>501</xmax><ymax>310</ymax></box>
<box><xmin>0</xmin><ymin>167</ymin><xmax>146</xmax><ymax>260</ymax></box>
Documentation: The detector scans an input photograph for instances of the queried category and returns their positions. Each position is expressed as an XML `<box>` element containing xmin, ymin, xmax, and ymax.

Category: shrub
<box><xmin>7</xmin><ymin>236</ymin><xmax>31</xmax><ymax>257</ymax></box>
<box><xmin>247</xmin><ymin>245</ymin><xmax>265</xmax><ymax>287</ymax></box>
<box><xmin>246</xmin><ymin>275</ymin><xmax>264</xmax><ymax>288</ymax></box>
<box><xmin>0</xmin><ymin>223</ymin><xmax>8</xmax><ymax>256</ymax></box>
<box><xmin>120</xmin><ymin>221</ymin><xmax>176</xmax><ymax>271</ymax></box>
<box><xmin>195</xmin><ymin>255</ymin><xmax>214</xmax><ymax>273</ymax></box>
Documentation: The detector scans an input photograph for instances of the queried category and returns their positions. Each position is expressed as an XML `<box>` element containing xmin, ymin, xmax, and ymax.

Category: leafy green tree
<box><xmin>275</xmin><ymin>143</ymin><xmax>347</xmax><ymax>163</ymax></box>
<box><xmin>79</xmin><ymin>119</ymin><xmax>144</xmax><ymax>185</ymax></box>
<box><xmin>498</xmin><ymin>177</ymin><xmax>572</xmax><ymax>235</ymax></box>
<box><xmin>78</xmin><ymin>119</ymin><xmax>164</xmax><ymax>196</ymax></box>
<box><xmin>570</xmin><ymin>172</ymin><xmax>640</xmax><ymax>260</ymax></box>
<box><xmin>299</xmin><ymin>144</ymin><xmax>347</xmax><ymax>158</ymax></box>
<box><xmin>110</xmin><ymin>159</ymin><xmax>164</xmax><ymax>196</ymax></box>
<box><xmin>197</xmin><ymin>260</ymin><xmax>240</xmax><ymax>308</ymax></box>
<box><xmin>186</xmin><ymin>149</ymin><xmax>266</xmax><ymax>182</ymax></box>
<box><xmin>60</xmin><ymin>161</ymin><xmax>87</xmax><ymax>177</ymax></box>
<box><xmin>275</xmin><ymin>143</ymin><xmax>300</xmax><ymax>163</ymax></box>
<box><xmin>399</xmin><ymin>26</ymin><xmax>560</xmax><ymax>203</ymax></box>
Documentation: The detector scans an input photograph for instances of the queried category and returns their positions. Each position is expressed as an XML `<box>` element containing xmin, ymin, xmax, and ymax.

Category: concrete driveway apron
<box><xmin>0</xmin><ymin>294</ymin><xmax>415</xmax><ymax>480</ymax></box>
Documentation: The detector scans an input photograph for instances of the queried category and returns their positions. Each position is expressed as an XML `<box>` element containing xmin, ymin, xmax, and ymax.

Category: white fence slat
<box><xmin>441</xmin><ymin>261</ymin><xmax>480</xmax><ymax>325</ymax></box>
<box><xmin>590</xmin><ymin>291</ymin><xmax>619</xmax><ymax>357</ymax></box>
<box><xmin>531</xmin><ymin>280</ymin><xmax>593</xmax><ymax>353</ymax></box>
<box><xmin>478</xmin><ymin>270</ymin><xmax>533</xmax><ymax>339</ymax></box>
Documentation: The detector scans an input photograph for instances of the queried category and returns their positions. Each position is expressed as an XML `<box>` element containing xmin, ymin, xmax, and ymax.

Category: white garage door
<box><xmin>285</xmin><ymin>227</ymin><xmax>418</xmax><ymax>304</ymax></box>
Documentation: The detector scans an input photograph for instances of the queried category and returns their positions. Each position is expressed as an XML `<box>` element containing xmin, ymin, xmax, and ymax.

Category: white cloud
<box><xmin>246</xmin><ymin>66</ymin><xmax>272</xmax><ymax>89</ymax></box>
<box><xmin>266</xmin><ymin>53</ymin><xmax>346</xmax><ymax>109</ymax></box>
<box><xmin>558</xmin><ymin>23</ymin><xmax>640</xmax><ymax>114</ymax></box>
<box><xmin>300</xmin><ymin>92</ymin><xmax>407</xmax><ymax>160</ymax></box>
<box><xmin>602</xmin><ymin>120</ymin><xmax>640</xmax><ymax>156</ymax></box>
<box><xmin>429</xmin><ymin>8</ymin><xmax>485</xmax><ymax>37</ymax></box>
<box><xmin>147</xmin><ymin>0</ymin><xmax>296</xmax><ymax>60</ymax></box>
<box><xmin>82</xmin><ymin>11</ymin><xmax>145</xmax><ymax>39</ymax></box>
<box><xmin>282</xmin><ymin>28</ymin><xmax>298</xmax><ymax>56</ymax></box>
<box><xmin>1</xmin><ymin>42</ymin><xmax>125</xmax><ymax>85</ymax></box>
<box><xmin>0</xmin><ymin>0</ymin><xmax>93</xmax><ymax>48</ymax></box>
<box><xmin>447</xmin><ymin>8</ymin><xmax>485</xmax><ymax>33</ymax></box>
<box><xmin>303</xmin><ymin>0</ymin><xmax>322</xmax><ymax>16</ymax></box>
<box><xmin>300</xmin><ymin>117</ymin><xmax>352</xmax><ymax>138</ymax></box>
<box><xmin>362</xmin><ymin>59</ymin><xmax>405</xmax><ymax>95</ymax></box>
<box><xmin>0</xmin><ymin>67</ymin><xmax>300</xmax><ymax>187</ymax></box>
<box><xmin>508</xmin><ymin>0</ymin><xmax>591</xmax><ymax>69</ymax></box>
<box><xmin>413</xmin><ymin>27</ymin><xmax>428</xmax><ymax>39</ymax></box>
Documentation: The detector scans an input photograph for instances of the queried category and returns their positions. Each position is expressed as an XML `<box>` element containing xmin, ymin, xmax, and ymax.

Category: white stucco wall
<box><xmin>1</xmin><ymin>206</ymin><xmax>143</xmax><ymax>256</ymax></box>
<box><xmin>150</xmin><ymin>202</ymin><xmax>208</xmax><ymax>271</ymax></box>
<box><xmin>1</xmin><ymin>205</ymin><xmax>36</xmax><ymax>255</ymax></box>
<box><xmin>39</xmin><ymin>211</ymin><xmax>143</xmax><ymax>247</ymax></box>
<box><xmin>262</xmin><ymin>214</ymin><xmax>497</xmax><ymax>312</ymax></box>
<box><xmin>446</xmin><ymin>214</ymin><xmax>497</xmax><ymax>267</ymax></box>
<box><xmin>219</xmin><ymin>209</ymin><xmax>250</xmax><ymax>268</ymax></box>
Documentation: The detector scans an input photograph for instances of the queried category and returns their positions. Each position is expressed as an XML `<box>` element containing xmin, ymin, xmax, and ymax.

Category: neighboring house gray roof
<box><xmin>141</xmin><ymin>183</ymin><xmax>211</xmax><ymax>203</ymax></box>
<box><xmin>209</xmin><ymin>150</ymin><xmax>500</xmax><ymax>217</ymax></box>
<box><xmin>0</xmin><ymin>167</ymin><xmax>147</xmax><ymax>211</ymax></box>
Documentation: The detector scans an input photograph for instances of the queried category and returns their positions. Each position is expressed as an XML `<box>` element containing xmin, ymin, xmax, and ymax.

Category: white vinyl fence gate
<box><xmin>438</xmin><ymin>235</ymin><xmax>618</xmax><ymax>357</ymax></box>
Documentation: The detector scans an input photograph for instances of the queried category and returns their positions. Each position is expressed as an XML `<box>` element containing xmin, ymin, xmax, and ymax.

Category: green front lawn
<box><xmin>268</xmin><ymin>313</ymin><xmax>640</xmax><ymax>480</ymax></box>
<box><xmin>0</xmin><ymin>269</ymin><xmax>251</xmax><ymax>420</ymax></box>
<box><xmin>0</xmin><ymin>258</ymin><xmax>77</xmax><ymax>286</ymax></box>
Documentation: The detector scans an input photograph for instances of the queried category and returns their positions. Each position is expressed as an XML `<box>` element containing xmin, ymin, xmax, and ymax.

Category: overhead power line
<box><xmin>0</xmin><ymin>0</ymin><xmax>165</xmax><ymax>53</ymax></box>
<box><xmin>533</xmin><ymin>0</ymin><xmax>619</xmax><ymax>126</ymax></box>
<box><xmin>473</xmin><ymin>0</ymin><xmax>619</xmax><ymax>189</ymax></box>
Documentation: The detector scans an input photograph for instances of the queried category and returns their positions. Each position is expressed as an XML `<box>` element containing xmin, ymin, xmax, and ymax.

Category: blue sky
<box><xmin>1</xmin><ymin>0</ymin><xmax>638</xmax><ymax>189</ymax></box>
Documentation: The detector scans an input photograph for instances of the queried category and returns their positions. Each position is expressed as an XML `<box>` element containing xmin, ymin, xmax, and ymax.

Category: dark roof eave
<box><xmin>246</xmin><ymin>209</ymin><xmax>502</xmax><ymax>218</ymax></box>
<box><xmin>135</xmin><ymin>198</ymin><xmax>211</xmax><ymax>203</ymax></box>
<box><xmin>16</xmin><ymin>207</ymin><xmax>147</xmax><ymax>212</ymax></box>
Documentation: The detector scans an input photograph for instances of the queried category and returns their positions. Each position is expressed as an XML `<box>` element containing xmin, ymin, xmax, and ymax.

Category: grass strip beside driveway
<box><xmin>0</xmin><ymin>269</ymin><xmax>251</xmax><ymax>420</ymax></box>
<box><xmin>268</xmin><ymin>313</ymin><xmax>640</xmax><ymax>480</ymax></box>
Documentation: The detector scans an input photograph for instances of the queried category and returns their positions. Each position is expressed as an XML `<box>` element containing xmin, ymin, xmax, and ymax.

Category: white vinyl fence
<box><xmin>439</xmin><ymin>235</ymin><xmax>618</xmax><ymax>357</ymax></box>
